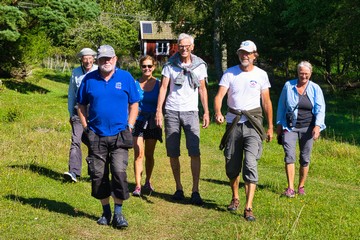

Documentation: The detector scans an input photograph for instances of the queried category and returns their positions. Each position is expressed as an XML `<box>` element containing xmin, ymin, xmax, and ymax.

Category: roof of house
<box><xmin>140</xmin><ymin>21</ymin><xmax>177</xmax><ymax>40</ymax></box>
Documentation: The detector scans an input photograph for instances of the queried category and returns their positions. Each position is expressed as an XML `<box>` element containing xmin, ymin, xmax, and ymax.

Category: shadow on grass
<box><xmin>44</xmin><ymin>73</ymin><xmax>69</xmax><ymax>84</ymax></box>
<box><xmin>201</xmin><ymin>177</ymin><xmax>269</xmax><ymax>190</ymax></box>
<box><xmin>4</xmin><ymin>194</ymin><xmax>97</xmax><ymax>220</ymax></box>
<box><xmin>8</xmin><ymin>163</ymin><xmax>92</xmax><ymax>183</ymax></box>
<box><xmin>148</xmin><ymin>191</ymin><xmax>227</xmax><ymax>212</ymax></box>
<box><xmin>2</xmin><ymin>80</ymin><xmax>49</xmax><ymax>94</ymax></box>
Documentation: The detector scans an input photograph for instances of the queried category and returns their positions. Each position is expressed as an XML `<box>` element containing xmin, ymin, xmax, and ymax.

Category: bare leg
<box><xmin>244</xmin><ymin>182</ymin><xmax>256</xmax><ymax>209</ymax></box>
<box><xmin>230</xmin><ymin>176</ymin><xmax>240</xmax><ymax>200</ymax></box>
<box><xmin>190</xmin><ymin>155</ymin><xmax>201</xmax><ymax>193</ymax></box>
<box><xmin>285</xmin><ymin>163</ymin><xmax>295</xmax><ymax>190</ymax></box>
<box><xmin>299</xmin><ymin>165</ymin><xmax>309</xmax><ymax>188</ymax></box>
<box><xmin>170</xmin><ymin>157</ymin><xmax>182</xmax><ymax>190</ymax></box>
<box><xmin>133</xmin><ymin>136</ymin><xmax>144</xmax><ymax>189</ymax></box>
<box><xmin>144</xmin><ymin>139</ymin><xmax>157</xmax><ymax>183</ymax></box>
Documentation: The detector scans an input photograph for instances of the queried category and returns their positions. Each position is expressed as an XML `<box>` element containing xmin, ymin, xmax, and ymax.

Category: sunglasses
<box><xmin>141</xmin><ymin>65</ymin><xmax>153</xmax><ymax>69</ymax></box>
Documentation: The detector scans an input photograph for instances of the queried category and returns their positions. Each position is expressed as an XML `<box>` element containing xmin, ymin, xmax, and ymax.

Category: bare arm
<box><xmin>214</xmin><ymin>86</ymin><xmax>228</xmax><ymax>124</ymax></box>
<box><xmin>261</xmin><ymin>88</ymin><xmax>273</xmax><ymax>142</ymax></box>
<box><xmin>128</xmin><ymin>102</ymin><xmax>139</xmax><ymax>132</ymax></box>
<box><xmin>155</xmin><ymin>76</ymin><xmax>170</xmax><ymax>128</ymax></box>
<box><xmin>198</xmin><ymin>80</ymin><xmax>210</xmax><ymax>128</ymax></box>
<box><xmin>77</xmin><ymin>104</ymin><xmax>88</xmax><ymax>128</ymax></box>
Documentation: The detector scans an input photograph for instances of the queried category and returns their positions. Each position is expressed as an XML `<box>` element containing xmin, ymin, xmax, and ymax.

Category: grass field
<box><xmin>0</xmin><ymin>68</ymin><xmax>359</xmax><ymax>239</ymax></box>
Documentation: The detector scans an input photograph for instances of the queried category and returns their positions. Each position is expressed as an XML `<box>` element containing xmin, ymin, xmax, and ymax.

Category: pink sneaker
<box><xmin>283</xmin><ymin>188</ymin><xmax>295</xmax><ymax>198</ymax></box>
<box><xmin>132</xmin><ymin>186</ymin><xmax>141</xmax><ymax>197</ymax></box>
<box><xmin>298</xmin><ymin>186</ymin><xmax>306</xmax><ymax>195</ymax></box>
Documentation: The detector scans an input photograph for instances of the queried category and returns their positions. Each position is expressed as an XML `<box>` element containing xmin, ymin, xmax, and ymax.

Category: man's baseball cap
<box><xmin>237</xmin><ymin>40</ymin><xmax>257</xmax><ymax>53</ymax></box>
<box><xmin>97</xmin><ymin>45</ymin><xmax>116</xmax><ymax>59</ymax></box>
<box><xmin>77</xmin><ymin>48</ymin><xmax>97</xmax><ymax>58</ymax></box>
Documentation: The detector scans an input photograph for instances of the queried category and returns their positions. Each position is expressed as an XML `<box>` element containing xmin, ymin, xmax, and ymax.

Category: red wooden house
<box><xmin>139</xmin><ymin>21</ymin><xmax>178</xmax><ymax>63</ymax></box>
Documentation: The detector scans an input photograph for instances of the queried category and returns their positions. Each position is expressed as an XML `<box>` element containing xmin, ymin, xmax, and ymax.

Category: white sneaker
<box><xmin>64</xmin><ymin>171</ymin><xmax>77</xmax><ymax>182</ymax></box>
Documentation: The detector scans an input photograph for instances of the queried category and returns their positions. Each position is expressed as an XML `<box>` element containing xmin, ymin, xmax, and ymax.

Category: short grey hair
<box><xmin>297</xmin><ymin>61</ymin><xmax>312</xmax><ymax>73</ymax></box>
<box><xmin>177</xmin><ymin>33</ymin><xmax>194</xmax><ymax>44</ymax></box>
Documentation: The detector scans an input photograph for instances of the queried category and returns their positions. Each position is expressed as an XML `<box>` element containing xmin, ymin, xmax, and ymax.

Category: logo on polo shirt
<box><xmin>115</xmin><ymin>82</ymin><xmax>122</xmax><ymax>89</ymax></box>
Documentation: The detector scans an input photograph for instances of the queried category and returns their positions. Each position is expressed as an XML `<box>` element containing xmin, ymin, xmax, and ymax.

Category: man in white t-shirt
<box><xmin>214</xmin><ymin>40</ymin><xmax>273</xmax><ymax>221</ymax></box>
<box><xmin>155</xmin><ymin>33</ymin><xmax>210</xmax><ymax>205</ymax></box>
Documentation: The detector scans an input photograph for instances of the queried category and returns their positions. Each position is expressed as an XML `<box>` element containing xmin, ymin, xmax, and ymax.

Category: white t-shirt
<box><xmin>162</xmin><ymin>63</ymin><xmax>207</xmax><ymax>111</ymax></box>
<box><xmin>219</xmin><ymin>65</ymin><xmax>271</xmax><ymax>123</ymax></box>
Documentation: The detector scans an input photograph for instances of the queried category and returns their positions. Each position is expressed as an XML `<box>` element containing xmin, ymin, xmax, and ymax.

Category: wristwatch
<box><xmin>127</xmin><ymin>123</ymin><xmax>134</xmax><ymax>130</ymax></box>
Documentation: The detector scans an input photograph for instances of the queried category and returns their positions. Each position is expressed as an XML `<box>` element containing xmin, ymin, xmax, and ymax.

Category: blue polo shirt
<box><xmin>77</xmin><ymin>68</ymin><xmax>140</xmax><ymax>136</ymax></box>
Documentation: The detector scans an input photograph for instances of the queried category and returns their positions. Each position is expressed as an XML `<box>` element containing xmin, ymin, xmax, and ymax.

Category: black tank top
<box><xmin>296</xmin><ymin>94</ymin><xmax>315</xmax><ymax>128</ymax></box>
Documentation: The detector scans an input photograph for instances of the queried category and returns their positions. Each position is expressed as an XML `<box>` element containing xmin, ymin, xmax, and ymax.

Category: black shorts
<box><xmin>132</xmin><ymin>120</ymin><xmax>163</xmax><ymax>143</ymax></box>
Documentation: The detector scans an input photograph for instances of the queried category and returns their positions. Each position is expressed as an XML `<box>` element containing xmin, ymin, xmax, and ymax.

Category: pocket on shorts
<box><xmin>116</xmin><ymin>129</ymin><xmax>134</xmax><ymax>149</ymax></box>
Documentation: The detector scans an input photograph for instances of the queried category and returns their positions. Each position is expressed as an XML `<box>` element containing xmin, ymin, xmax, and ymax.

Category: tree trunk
<box><xmin>213</xmin><ymin>1</ymin><xmax>223</xmax><ymax>81</ymax></box>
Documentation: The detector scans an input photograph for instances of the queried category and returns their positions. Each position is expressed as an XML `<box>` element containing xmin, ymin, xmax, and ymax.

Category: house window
<box><xmin>156</xmin><ymin>41</ymin><xmax>169</xmax><ymax>55</ymax></box>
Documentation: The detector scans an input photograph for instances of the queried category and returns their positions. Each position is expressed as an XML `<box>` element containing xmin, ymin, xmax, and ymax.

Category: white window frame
<box><xmin>156</xmin><ymin>41</ymin><xmax>169</xmax><ymax>56</ymax></box>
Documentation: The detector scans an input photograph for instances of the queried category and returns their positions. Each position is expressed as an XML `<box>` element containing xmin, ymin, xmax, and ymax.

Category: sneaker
<box><xmin>172</xmin><ymin>190</ymin><xmax>185</xmax><ymax>201</ymax></box>
<box><xmin>244</xmin><ymin>208</ymin><xmax>256</xmax><ymax>221</ymax></box>
<box><xmin>298</xmin><ymin>186</ymin><xmax>306</xmax><ymax>195</ymax></box>
<box><xmin>190</xmin><ymin>192</ymin><xmax>204</xmax><ymax>206</ymax></box>
<box><xmin>132</xmin><ymin>187</ymin><xmax>141</xmax><ymax>197</ymax></box>
<box><xmin>283</xmin><ymin>188</ymin><xmax>295</xmax><ymax>198</ymax></box>
<box><xmin>64</xmin><ymin>171</ymin><xmax>77</xmax><ymax>182</ymax></box>
<box><xmin>227</xmin><ymin>198</ymin><xmax>240</xmax><ymax>211</ymax></box>
<box><xmin>143</xmin><ymin>181</ymin><xmax>155</xmax><ymax>192</ymax></box>
<box><xmin>111</xmin><ymin>213</ymin><xmax>128</xmax><ymax>229</ymax></box>
<box><xmin>97</xmin><ymin>214</ymin><xmax>111</xmax><ymax>225</ymax></box>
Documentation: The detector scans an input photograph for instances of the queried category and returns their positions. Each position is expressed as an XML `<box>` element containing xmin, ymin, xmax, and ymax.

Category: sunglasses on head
<box><xmin>141</xmin><ymin>65</ymin><xmax>153</xmax><ymax>69</ymax></box>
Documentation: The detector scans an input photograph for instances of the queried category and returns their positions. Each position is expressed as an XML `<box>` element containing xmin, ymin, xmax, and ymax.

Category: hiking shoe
<box><xmin>227</xmin><ymin>198</ymin><xmax>240</xmax><ymax>211</ymax></box>
<box><xmin>172</xmin><ymin>190</ymin><xmax>185</xmax><ymax>201</ymax></box>
<box><xmin>143</xmin><ymin>181</ymin><xmax>155</xmax><ymax>192</ymax></box>
<box><xmin>283</xmin><ymin>188</ymin><xmax>295</xmax><ymax>198</ymax></box>
<box><xmin>111</xmin><ymin>214</ymin><xmax>128</xmax><ymax>229</ymax></box>
<box><xmin>63</xmin><ymin>171</ymin><xmax>77</xmax><ymax>182</ymax></box>
<box><xmin>298</xmin><ymin>186</ymin><xmax>306</xmax><ymax>195</ymax></box>
<box><xmin>97</xmin><ymin>214</ymin><xmax>111</xmax><ymax>225</ymax></box>
<box><xmin>244</xmin><ymin>208</ymin><xmax>256</xmax><ymax>221</ymax></box>
<box><xmin>132</xmin><ymin>186</ymin><xmax>141</xmax><ymax>197</ymax></box>
<box><xmin>190</xmin><ymin>192</ymin><xmax>204</xmax><ymax>206</ymax></box>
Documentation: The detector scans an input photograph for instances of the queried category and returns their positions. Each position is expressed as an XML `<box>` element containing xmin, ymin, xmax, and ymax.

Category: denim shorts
<box><xmin>224</xmin><ymin>121</ymin><xmax>262</xmax><ymax>183</ymax></box>
<box><xmin>164</xmin><ymin>110</ymin><xmax>200</xmax><ymax>157</ymax></box>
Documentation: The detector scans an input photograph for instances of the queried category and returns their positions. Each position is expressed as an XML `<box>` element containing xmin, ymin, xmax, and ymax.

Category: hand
<box><xmin>266</xmin><ymin>128</ymin><xmax>273</xmax><ymax>142</ymax></box>
<box><xmin>155</xmin><ymin>111</ymin><xmax>163</xmax><ymax>128</ymax></box>
<box><xmin>214</xmin><ymin>113</ymin><xmax>224</xmax><ymax>125</ymax></box>
<box><xmin>202</xmin><ymin>112</ymin><xmax>210</xmax><ymax>129</ymax></box>
<box><xmin>312</xmin><ymin>126</ymin><xmax>320</xmax><ymax>140</ymax></box>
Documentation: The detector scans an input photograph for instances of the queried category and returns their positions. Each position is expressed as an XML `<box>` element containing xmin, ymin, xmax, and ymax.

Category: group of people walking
<box><xmin>64</xmin><ymin>33</ymin><xmax>326</xmax><ymax>228</ymax></box>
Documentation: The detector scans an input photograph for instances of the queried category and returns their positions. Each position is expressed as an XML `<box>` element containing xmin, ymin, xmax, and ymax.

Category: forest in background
<box><xmin>1</xmin><ymin>0</ymin><xmax>359</xmax><ymax>88</ymax></box>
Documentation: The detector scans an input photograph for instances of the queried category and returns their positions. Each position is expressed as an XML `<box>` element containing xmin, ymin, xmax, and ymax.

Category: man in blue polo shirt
<box><xmin>77</xmin><ymin>45</ymin><xmax>140</xmax><ymax>229</ymax></box>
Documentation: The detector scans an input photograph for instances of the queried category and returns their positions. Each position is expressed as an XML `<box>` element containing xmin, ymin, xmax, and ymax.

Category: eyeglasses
<box><xmin>141</xmin><ymin>65</ymin><xmax>153</xmax><ymax>69</ymax></box>
<box><xmin>178</xmin><ymin>44</ymin><xmax>191</xmax><ymax>49</ymax></box>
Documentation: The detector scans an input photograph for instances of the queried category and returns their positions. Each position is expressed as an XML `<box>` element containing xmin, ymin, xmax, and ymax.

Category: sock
<box><xmin>102</xmin><ymin>204</ymin><xmax>111</xmax><ymax>217</ymax></box>
<box><xmin>114</xmin><ymin>203</ymin><xmax>123</xmax><ymax>215</ymax></box>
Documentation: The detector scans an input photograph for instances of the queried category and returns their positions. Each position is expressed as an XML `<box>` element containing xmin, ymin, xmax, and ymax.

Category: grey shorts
<box><xmin>283</xmin><ymin>127</ymin><xmax>314</xmax><ymax>166</ymax></box>
<box><xmin>224</xmin><ymin>121</ymin><xmax>262</xmax><ymax>183</ymax></box>
<box><xmin>164</xmin><ymin>110</ymin><xmax>200</xmax><ymax>157</ymax></box>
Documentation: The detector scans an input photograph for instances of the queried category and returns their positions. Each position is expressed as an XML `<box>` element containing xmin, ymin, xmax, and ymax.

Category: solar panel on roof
<box><xmin>142</xmin><ymin>23</ymin><xmax>152</xmax><ymax>34</ymax></box>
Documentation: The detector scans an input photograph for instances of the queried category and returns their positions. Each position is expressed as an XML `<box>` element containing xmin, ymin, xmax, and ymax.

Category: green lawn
<box><xmin>0</xmin><ymin>69</ymin><xmax>359</xmax><ymax>239</ymax></box>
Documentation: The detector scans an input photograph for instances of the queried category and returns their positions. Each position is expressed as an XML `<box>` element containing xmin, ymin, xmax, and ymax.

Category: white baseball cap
<box><xmin>237</xmin><ymin>40</ymin><xmax>257</xmax><ymax>53</ymax></box>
